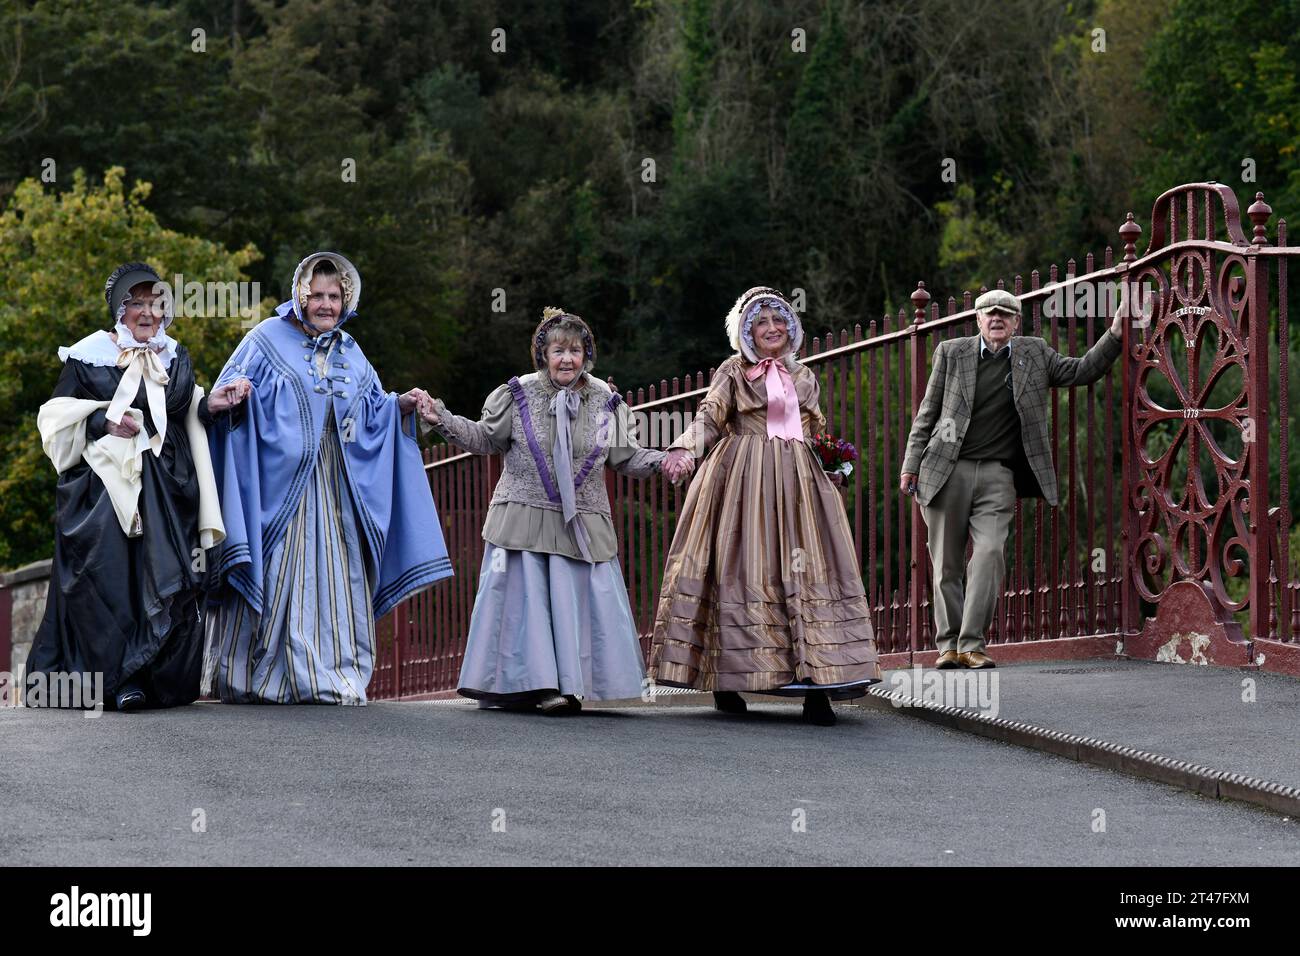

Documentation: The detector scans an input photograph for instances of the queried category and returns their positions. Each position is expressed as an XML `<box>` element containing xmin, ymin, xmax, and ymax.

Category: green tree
<box><xmin>0</xmin><ymin>0</ymin><xmax>245</xmax><ymax>230</ymax></box>
<box><xmin>0</xmin><ymin>167</ymin><xmax>267</xmax><ymax>569</ymax></box>
<box><xmin>1138</xmin><ymin>0</ymin><xmax>1300</xmax><ymax>218</ymax></box>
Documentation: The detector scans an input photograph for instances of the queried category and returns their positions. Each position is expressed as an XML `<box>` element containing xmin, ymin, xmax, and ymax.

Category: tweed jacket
<box><xmin>901</xmin><ymin>330</ymin><xmax>1123</xmax><ymax>507</ymax></box>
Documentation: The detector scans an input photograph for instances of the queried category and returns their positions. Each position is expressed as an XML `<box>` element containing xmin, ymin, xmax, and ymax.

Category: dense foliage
<box><xmin>2</xmin><ymin>0</ymin><xmax>1298</xmax><ymax>568</ymax></box>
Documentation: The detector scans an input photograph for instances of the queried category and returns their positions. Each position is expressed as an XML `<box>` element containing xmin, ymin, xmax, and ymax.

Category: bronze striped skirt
<box><xmin>648</xmin><ymin>433</ymin><xmax>881</xmax><ymax>692</ymax></box>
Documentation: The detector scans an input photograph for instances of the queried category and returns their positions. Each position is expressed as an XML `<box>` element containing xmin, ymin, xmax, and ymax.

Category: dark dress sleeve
<box><xmin>49</xmin><ymin>360</ymin><xmax>111</xmax><ymax>439</ymax></box>
<box><xmin>196</xmin><ymin>393</ymin><xmax>217</xmax><ymax>427</ymax></box>
<box><xmin>85</xmin><ymin>409</ymin><xmax>109</xmax><ymax>440</ymax></box>
<box><xmin>196</xmin><ymin>388</ymin><xmax>247</xmax><ymax>430</ymax></box>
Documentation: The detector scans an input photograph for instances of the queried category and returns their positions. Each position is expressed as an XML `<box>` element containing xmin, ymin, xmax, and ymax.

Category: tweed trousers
<box><xmin>920</xmin><ymin>458</ymin><xmax>1016</xmax><ymax>654</ymax></box>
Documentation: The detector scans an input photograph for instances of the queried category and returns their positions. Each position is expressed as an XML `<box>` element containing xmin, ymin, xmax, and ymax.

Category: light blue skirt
<box><xmin>458</xmin><ymin>544</ymin><xmax>647</xmax><ymax>702</ymax></box>
<box><xmin>204</xmin><ymin>419</ymin><xmax>375</xmax><ymax>705</ymax></box>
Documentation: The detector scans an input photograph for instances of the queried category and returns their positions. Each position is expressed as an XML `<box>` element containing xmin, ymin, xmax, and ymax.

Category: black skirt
<box><xmin>26</xmin><ymin>346</ymin><xmax>208</xmax><ymax>708</ymax></box>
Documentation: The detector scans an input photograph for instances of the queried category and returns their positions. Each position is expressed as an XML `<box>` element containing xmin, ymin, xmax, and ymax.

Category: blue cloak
<box><xmin>208</xmin><ymin>301</ymin><xmax>453</xmax><ymax>620</ymax></box>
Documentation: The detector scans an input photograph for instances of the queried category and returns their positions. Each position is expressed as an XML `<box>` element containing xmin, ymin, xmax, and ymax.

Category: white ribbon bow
<box><xmin>109</xmin><ymin>347</ymin><xmax>171</xmax><ymax>456</ymax></box>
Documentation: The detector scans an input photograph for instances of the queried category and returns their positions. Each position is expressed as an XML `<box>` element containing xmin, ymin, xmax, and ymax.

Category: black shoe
<box><xmin>477</xmin><ymin>699</ymin><xmax>537</xmax><ymax>712</ymax></box>
<box><xmin>712</xmin><ymin>691</ymin><xmax>747</xmax><ymax>714</ymax></box>
<box><xmin>539</xmin><ymin>694</ymin><xmax>582</xmax><ymax>715</ymax></box>
<box><xmin>115</xmin><ymin>686</ymin><xmax>146</xmax><ymax>712</ymax></box>
<box><xmin>802</xmin><ymin>690</ymin><xmax>836</xmax><ymax>726</ymax></box>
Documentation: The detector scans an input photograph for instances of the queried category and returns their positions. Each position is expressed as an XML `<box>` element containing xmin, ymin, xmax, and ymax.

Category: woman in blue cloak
<box><xmin>203</xmin><ymin>252</ymin><xmax>453</xmax><ymax>704</ymax></box>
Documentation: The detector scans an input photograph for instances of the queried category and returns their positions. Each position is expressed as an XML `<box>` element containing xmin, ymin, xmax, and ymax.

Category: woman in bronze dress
<box><xmin>650</xmin><ymin>287</ymin><xmax>881</xmax><ymax>725</ymax></box>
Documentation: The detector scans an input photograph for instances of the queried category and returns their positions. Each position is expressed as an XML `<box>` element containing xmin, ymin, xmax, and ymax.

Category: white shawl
<box><xmin>37</xmin><ymin>386</ymin><xmax>225</xmax><ymax>547</ymax></box>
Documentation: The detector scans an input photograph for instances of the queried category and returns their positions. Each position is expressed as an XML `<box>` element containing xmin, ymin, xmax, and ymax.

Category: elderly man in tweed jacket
<box><xmin>900</xmin><ymin>289</ymin><xmax>1125</xmax><ymax>669</ymax></box>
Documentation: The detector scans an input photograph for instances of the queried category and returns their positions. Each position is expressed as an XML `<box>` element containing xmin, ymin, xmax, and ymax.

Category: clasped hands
<box><xmin>208</xmin><ymin>378</ymin><xmax>252</xmax><ymax>414</ymax></box>
<box><xmin>403</xmin><ymin>388</ymin><xmax>439</xmax><ymax>424</ymax></box>
<box><xmin>663</xmin><ymin>448</ymin><xmax>695</xmax><ymax>484</ymax></box>
<box><xmin>105</xmin><ymin>377</ymin><xmax>252</xmax><ymax>439</ymax></box>
<box><xmin>106</xmin><ymin>381</ymin><xmax>442</xmax><ymax>438</ymax></box>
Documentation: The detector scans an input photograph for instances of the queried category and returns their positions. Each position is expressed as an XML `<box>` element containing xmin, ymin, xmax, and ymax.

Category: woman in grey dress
<box><xmin>420</xmin><ymin>308</ymin><xmax>667</xmax><ymax>714</ymax></box>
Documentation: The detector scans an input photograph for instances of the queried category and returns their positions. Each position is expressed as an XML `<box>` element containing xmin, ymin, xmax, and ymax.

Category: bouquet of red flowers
<box><xmin>810</xmin><ymin>433</ymin><xmax>858</xmax><ymax>479</ymax></box>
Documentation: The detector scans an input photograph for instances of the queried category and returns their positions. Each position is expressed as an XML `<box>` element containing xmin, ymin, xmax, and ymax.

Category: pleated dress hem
<box><xmin>457</xmin><ymin>544</ymin><xmax>648</xmax><ymax>704</ymax></box>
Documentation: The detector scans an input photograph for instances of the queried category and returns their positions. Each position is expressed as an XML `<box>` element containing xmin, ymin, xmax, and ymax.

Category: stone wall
<box><xmin>2</xmin><ymin>559</ymin><xmax>52</xmax><ymax>679</ymax></box>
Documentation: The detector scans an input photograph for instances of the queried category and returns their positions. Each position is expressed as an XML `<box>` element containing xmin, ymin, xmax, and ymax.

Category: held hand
<box><xmin>105</xmin><ymin>415</ymin><xmax>141</xmax><ymax>439</ymax></box>
<box><xmin>827</xmin><ymin>471</ymin><xmax>845</xmax><ymax>489</ymax></box>
<box><xmin>399</xmin><ymin>388</ymin><xmax>428</xmax><ymax>416</ymax></box>
<box><xmin>900</xmin><ymin>472</ymin><xmax>918</xmax><ymax>496</ymax></box>
<box><xmin>208</xmin><ymin>378</ymin><xmax>252</xmax><ymax>414</ymax></box>
<box><xmin>663</xmin><ymin>449</ymin><xmax>695</xmax><ymax>483</ymax></box>
<box><xmin>417</xmin><ymin>393</ymin><xmax>441</xmax><ymax>426</ymax></box>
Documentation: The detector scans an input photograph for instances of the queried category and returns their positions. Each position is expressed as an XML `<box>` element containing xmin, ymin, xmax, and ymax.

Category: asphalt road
<box><xmin>881</xmin><ymin>659</ymin><xmax>1300</xmax><ymax>789</ymax></box>
<box><xmin>2</xmin><ymin>697</ymin><xmax>1296</xmax><ymax>866</ymax></box>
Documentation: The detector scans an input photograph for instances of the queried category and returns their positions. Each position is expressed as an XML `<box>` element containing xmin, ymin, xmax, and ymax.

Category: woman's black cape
<box><xmin>26</xmin><ymin>346</ymin><xmax>209</xmax><ymax>708</ymax></box>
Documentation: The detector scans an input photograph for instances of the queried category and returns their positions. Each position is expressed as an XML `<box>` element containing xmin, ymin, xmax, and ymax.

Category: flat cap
<box><xmin>974</xmin><ymin>289</ymin><xmax>1022</xmax><ymax>316</ymax></box>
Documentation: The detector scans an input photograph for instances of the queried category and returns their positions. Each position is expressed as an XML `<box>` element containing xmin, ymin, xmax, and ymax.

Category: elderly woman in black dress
<box><xmin>28</xmin><ymin>262</ymin><xmax>250</xmax><ymax>711</ymax></box>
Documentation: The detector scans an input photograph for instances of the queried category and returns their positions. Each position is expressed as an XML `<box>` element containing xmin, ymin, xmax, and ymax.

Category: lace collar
<box><xmin>58</xmin><ymin>329</ymin><xmax>178</xmax><ymax>369</ymax></box>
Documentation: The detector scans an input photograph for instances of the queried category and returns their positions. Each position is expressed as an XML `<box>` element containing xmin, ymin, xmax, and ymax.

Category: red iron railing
<box><xmin>369</xmin><ymin>183</ymin><xmax>1300</xmax><ymax>699</ymax></box>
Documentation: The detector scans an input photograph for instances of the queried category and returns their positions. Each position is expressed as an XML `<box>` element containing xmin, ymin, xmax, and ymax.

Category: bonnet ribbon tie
<box><xmin>745</xmin><ymin>357</ymin><xmax>803</xmax><ymax>442</ymax></box>
<box><xmin>550</xmin><ymin>385</ymin><xmax>594</xmax><ymax>562</ymax></box>
<box><xmin>305</xmin><ymin>327</ymin><xmax>344</xmax><ymax>382</ymax></box>
<box><xmin>110</xmin><ymin>347</ymin><xmax>170</xmax><ymax>456</ymax></box>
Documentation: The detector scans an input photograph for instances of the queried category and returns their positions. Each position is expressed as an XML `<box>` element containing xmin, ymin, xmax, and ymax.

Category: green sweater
<box><xmin>960</xmin><ymin>346</ymin><xmax>1023</xmax><ymax>461</ymax></box>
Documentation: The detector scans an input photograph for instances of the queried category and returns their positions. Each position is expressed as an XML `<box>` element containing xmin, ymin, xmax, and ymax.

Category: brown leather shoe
<box><xmin>935</xmin><ymin>650</ymin><xmax>962</xmax><ymax>669</ymax></box>
<box><xmin>958</xmin><ymin>651</ymin><xmax>997</xmax><ymax>669</ymax></box>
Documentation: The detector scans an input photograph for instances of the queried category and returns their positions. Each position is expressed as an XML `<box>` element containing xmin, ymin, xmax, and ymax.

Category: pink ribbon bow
<box><xmin>745</xmin><ymin>357</ymin><xmax>803</xmax><ymax>442</ymax></box>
